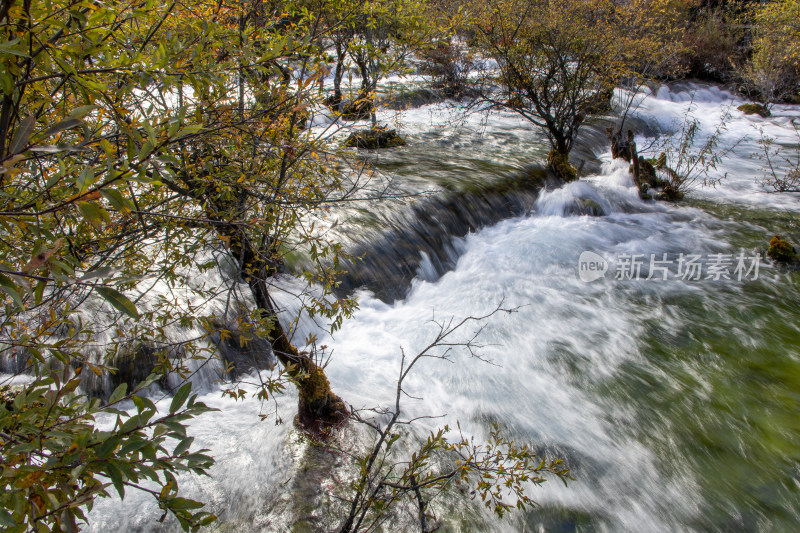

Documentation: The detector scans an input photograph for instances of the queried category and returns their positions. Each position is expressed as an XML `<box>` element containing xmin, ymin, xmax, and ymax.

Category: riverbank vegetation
<box><xmin>1</xmin><ymin>0</ymin><xmax>799</xmax><ymax>530</ymax></box>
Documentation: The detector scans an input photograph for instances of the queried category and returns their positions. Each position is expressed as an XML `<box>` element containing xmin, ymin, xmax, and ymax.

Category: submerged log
<box><xmin>607</xmin><ymin>127</ymin><xmax>684</xmax><ymax>201</ymax></box>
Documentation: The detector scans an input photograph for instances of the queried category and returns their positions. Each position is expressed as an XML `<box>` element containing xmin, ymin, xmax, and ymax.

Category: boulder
<box><xmin>767</xmin><ymin>235</ymin><xmax>797</xmax><ymax>263</ymax></box>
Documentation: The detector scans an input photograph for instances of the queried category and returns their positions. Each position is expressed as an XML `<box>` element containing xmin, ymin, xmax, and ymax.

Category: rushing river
<box><xmin>78</xmin><ymin>81</ymin><xmax>800</xmax><ymax>532</ymax></box>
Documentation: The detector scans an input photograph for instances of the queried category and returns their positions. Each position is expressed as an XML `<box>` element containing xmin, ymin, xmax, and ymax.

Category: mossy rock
<box><xmin>737</xmin><ymin>103</ymin><xmax>771</xmax><ymax>118</ymax></box>
<box><xmin>634</xmin><ymin>155</ymin><xmax>683</xmax><ymax>202</ymax></box>
<box><xmin>633</xmin><ymin>157</ymin><xmax>657</xmax><ymax>187</ymax></box>
<box><xmin>344</xmin><ymin>127</ymin><xmax>406</xmax><ymax>149</ymax></box>
<box><xmin>767</xmin><ymin>235</ymin><xmax>797</xmax><ymax>263</ymax></box>
<box><xmin>575</xmin><ymin>198</ymin><xmax>604</xmax><ymax>216</ymax></box>
<box><xmin>655</xmin><ymin>184</ymin><xmax>684</xmax><ymax>201</ymax></box>
<box><xmin>547</xmin><ymin>150</ymin><xmax>577</xmax><ymax>182</ymax></box>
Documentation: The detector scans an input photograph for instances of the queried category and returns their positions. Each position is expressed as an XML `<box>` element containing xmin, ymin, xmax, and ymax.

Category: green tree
<box><xmin>740</xmin><ymin>0</ymin><xmax>800</xmax><ymax>103</ymax></box>
<box><xmin>467</xmin><ymin>0</ymin><xmax>689</xmax><ymax>181</ymax></box>
<box><xmin>0</xmin><ymin>0</ymin><xmax>354</xmax><ymax>528</ymax></box>
<box><xmin>317</xmin><ymin>0</ymin><xmax>437</xmax><ymax>124</ymax></box>
<box><xmin>336</xmin><ymin>305</ymin><xmax>570</xmax><ymax>533</ymax></box>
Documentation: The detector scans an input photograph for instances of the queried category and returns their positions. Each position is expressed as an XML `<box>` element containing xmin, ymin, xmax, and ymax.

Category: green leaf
<box><xmin>131</xmin><ymin>395</ymin><xmax>154</xmax><ymax>414</ymax></box>
<box><xmin>137</xmin><ymin>373</ymin><xmax>162</xmax><ymax>391</ymax></box>
<box><xmin>174</xmin><ymin>436</ymin><xmax>194</xmax><ymax>457</ymax></box>
<box><xmin>68</xmin><ymin>105</ymin><xmax>97</xmax><ymax>119</ymax></box>
<box><xmin>104</xmin><ymin>462</ymin><xmax>125</xmax><ymax>499</ymax></box>
<box><xmin>170</xmin><ymin>383</ymin><xmax>192</xmax><ymax>414</ymax></box>
<box><xmin>34</xmin><ymin>279</ymin><xmax>46</xmax><ymax>305</ymax></box>
<box><xmin>8</xmin><ymin>115</ymin><xmax>35</xmax><ymax>155</ymax></box>
<box><xmin>119</xmin><ymin>437</ymin><xmax>151</xmax><ymax>456</ymax></box>
<box><xmin>138</xmin><ymin>140</ymin><xmax>155</xmax><ymax>161</ymax></box>
<box><xmin>108</xmin><ymin>383</ymin><xmax>127</xmax><ymax>404</ymax></box>
<box><xmin>175</xmin><ymin>124</ymin><xmax>202</xmax><ymax>138</ymax></box>
<box><xmin>0</xmin><ymin>38</ymin><xmax>29</xmax><ymax>58</ymax></box>
<box><xmin>97</xmin><ymin>435</ymin><xmax>120</xmax><ymax>458</ymax></box>
<box><xmin>77</xmin><ymin>201</ymin><xmax>109</xmax><ymax>228</ymax></box>
<box><xmin>96</xmin><ymin>287</ymin><xmax>139</xmax><ymax>319</ymax></box>
<box><xmin>77</xmin><ymin>267</ymin><xmax>115</xmax><ymax>282</ymax></box>
<box><xmin>76</xmin><ymin>167</ymin><xmax>96</xmax><ymax>195</ymax></box>
<box><xmin>99</xmin><ymin>188</ymin><xmax>133</xmax><ymax>213</ymax></box>
<box><xmin>167</xmin><ymin>497</ymin><xmax>204</xmax><ymax>510</ymax></box>
<box><xmin>0</xmin><ymin>509</ymin><xmax>16</xmax><ymax>527</ymax></box>
<box><xmin>41</xmin><ymin>118</ymin><xmax>84</xmax><ymax>139</ymax></box>
<box><xmin>198</xmin><ymin>514</ymin><xmax>218</xmax><ymax>526</ymax></box>
<box><xmin>0</xmin><ymin>273</ymin><xmax>24</xmax><ymax>308</ymax></box>
<box><xmin>120</xmin><ymin>414</ymin><xmax>143</xmax><ymax>433</ymax></box>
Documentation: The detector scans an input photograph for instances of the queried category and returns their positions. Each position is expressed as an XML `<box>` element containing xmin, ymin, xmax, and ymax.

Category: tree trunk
<box><xmin>546</xmin><ymin>146</ymin><xmax>577</xmax><ymax>182</ymax></box>
<box><xmin>226</xmin><ymin>228</ymin><xmax>349</xmax><ymax>438</ymax></box>
<box><xmin>175</xmin><ymin>146</ymin><xmax>349</xmax><ymax>439</ymax></box>
<box><xmin>0</xmin><ymin>94</ymin><xmax>14</xmax><ymax>159</ymax></box>
<box><xmin>333</xmin><ymin>41</ymin><xmax>346</xmax><ymax>108</ymax></box>
<box><xmin>628</xmin><ymin>130</ymin><xmax>640</xmax><ymax>184</ymax></box>
<box><xmin>606</xmin><ymin>126</ymin><xmax>632</xmax><ymax>162</ymax></box>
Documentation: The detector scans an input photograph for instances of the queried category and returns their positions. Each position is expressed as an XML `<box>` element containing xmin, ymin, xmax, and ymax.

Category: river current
<box><xmin>75</xmin><ymin>80</ymin><xmax>800</xmax><ymax>532</ymax></box>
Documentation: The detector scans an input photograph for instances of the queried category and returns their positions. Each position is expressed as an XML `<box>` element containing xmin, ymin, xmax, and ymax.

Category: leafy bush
<box><xmin>739</xmin><ymin>0</ymin><xmax>800</xmax><ymax>103</ymax></box>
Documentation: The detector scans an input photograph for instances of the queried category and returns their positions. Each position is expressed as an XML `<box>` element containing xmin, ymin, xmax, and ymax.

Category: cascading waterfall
<box><xmin>9</xmin><ymin>80</ymin><xmax>797</xmax><ymax>532</ymax></box>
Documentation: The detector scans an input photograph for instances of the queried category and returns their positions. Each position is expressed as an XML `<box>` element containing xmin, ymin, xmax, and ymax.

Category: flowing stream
<box><xmin>74</xmin><ymin>81</ymin><xmax>800</xmax><ymax>532</ymax></box>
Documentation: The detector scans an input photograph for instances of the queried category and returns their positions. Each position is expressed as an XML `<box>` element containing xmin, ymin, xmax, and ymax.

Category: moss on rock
<box><xmin>767</xmin><ymin>235</ymin><xmax>797</xmax><ymax>263</ymax></box>
<box><xmin>737</xmin><ymin>103</ymin><xmax>771</xmax><ymax>118</ymax></box>
<box><xmin>344</xmin><ymin>127</ymin><xmax>406</xmax><ymax>149</ymax></box>
<box><xmin>573</xmin><ymin>198</ymin><xmax>604</xmax><ymax>216</ymax></box>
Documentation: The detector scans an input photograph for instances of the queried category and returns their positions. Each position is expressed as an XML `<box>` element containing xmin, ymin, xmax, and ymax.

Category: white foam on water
<box><xmin>622</xmin><ymin>83</ymin><xmax>800</xmax><ymax>209</ymax></box>
<box><xmin>86</xmin><ymin>385</ymin><xmax>299</xmax><ymax>533</ymax></box>
<box><xmin>82</xmin><ymin>167</ymin><xmax>762</xmax><ymax>532</ymax></box>
<box><xmin>82</xmin><ymin>78</ymin><xmax>798</xmax><ymax>532</ymax></box>
<box><xmin>315</xmin><ymin>171</ymin><xmax>752</xmax><ymax>531</ymax></box>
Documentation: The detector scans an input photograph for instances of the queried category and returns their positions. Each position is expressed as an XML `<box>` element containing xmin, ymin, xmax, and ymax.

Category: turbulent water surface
<box><xmin>75</xmin><ymin>81</ymin><xmax>800</xmax><ymax>532</ymax></box>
